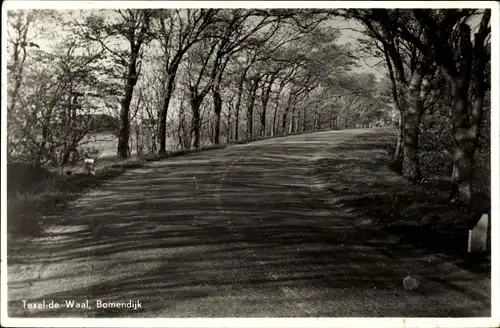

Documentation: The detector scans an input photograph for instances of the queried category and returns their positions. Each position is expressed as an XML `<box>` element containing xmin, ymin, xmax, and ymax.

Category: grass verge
<box><xmin>314</xmin><ymin>129</ymin><xmax>491</xmax><ymax>273</ymax></box>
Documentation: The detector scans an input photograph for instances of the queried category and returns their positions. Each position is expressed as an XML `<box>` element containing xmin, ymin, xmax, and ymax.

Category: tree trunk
<box><xmin>301</xmin><ymin>107</ymin><xmax>306</xmax><ymax>132</ymax></box>
<box><xmin>392</xmin><ymin>110</ymin><xmax>404</xmax><ymax>164</ymax></box>
<box><xmin>177</xmin><ymin>105</ymin><xmax>185</xmax><ymax>149</ymax></box>
<box><xmin>135</xmin><ymin>122</ymin><xmax>141</xmax><ymax>156</ymax></box>
<box><xmin>447</xmin><ymin>15</ymin><xmax>489</xmax><ymax>205</ymax></box>
<box><xmin>150</xmin><ymin>134</ymin><xmax>156</xmax><ymax>154</ymax></box>
<box><xmin>117</xmin><ymin>11</ymin><xmax>149</xmax><ymax>159</ymax></box>
<box><xmin>383</xmin><ymin>46</ymin><xmax>405</xmax><ymax>166</ymax></box>
<box><xmin>296</xmin><ymin>111</ymin><xmax>301</xmax><ymax>133</ymax></box>
<box><xmin>331</xmin><ymin>111</ymin><xmax>336</xmax><ymax>129</ymax></box>
<box><xmin>282</xmin><ymin>107</ymin><xmax>289</xmax><ymax>135</ymax></box>
<box><xmin>402</xmin><ymin>72</ymin><xmax>423</xmax><ymax>182</ymax></box>
<box><xmin>272</xmin><ymin>102</ymin><xmax>279</xmax><ymax>137</ymax></box>
<box><xmin>117</xmin><ymin>74</ymin><xmax>136</xmax><ymax>159</ymax></box>
<box><xmin>209</xmin><ymin>116</ymin><xmax>215</xmax><ymax>144</ymax></box>
<box><xmin>246</xmin><ymin>102</ymin><xmax>254</xmax><ymax>140</ymax></box>
<box><xmin>190</xmin><ymin>97</ymin><xmax>202</xmax><ymax>149</ymax></box>
<box><xmin>227</xmin><ymin>104</ymin><xmax>232</xmax><ymax>144</ymax></box>
<box><xmin>449</xmin><ymin>78</ymin><xmax>474</xmax><ymax>203</ymax></box>
<box><xmin>260</xmin><ymin>110</ymin><xmax>266</xmax><ymax>137</ymax></box>
<box><xmin>213</xmin><ymin>86</ymin><xmax>222</xmax><ymax>145</ymax></box>
<box><xmin>234</xmin><ymin>80</ymin><xmax>244</xmax><ymax>142</ymax></box>
<box><xmin>158</xmin><ymin>73</ymin><xmax>176</xmax><ymax>154</ymax></box>
<box><xmin>260</xmin><ymin>82</ymin><xmax>272</xmax><ymax>137</ymax></box>
<box><xmin>246</xmin><ymin>80</ymin><xmax>259</xmax><ymax>140</ymax></box>
<box><xmin>61</xmin><ymin>147</ymin><xmax>72</xmax><ymax>166</ymax></box>
<box><xmin>288</xmin><ymin>113</ymin><xmax>294</xmax><ymax>134</ymax></box>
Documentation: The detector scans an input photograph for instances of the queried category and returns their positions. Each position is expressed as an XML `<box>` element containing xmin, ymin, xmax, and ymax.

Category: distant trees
<box><xmin>87</xmin><ymin>114</ymin><xmax>120</xmax><ymax>133</ymax></box>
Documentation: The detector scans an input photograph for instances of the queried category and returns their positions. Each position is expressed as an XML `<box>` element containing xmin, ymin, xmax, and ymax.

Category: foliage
<box><xmin>7</xmin><ymin>10</ymin><xmax>122</xmax><ymax>166</ymax></box>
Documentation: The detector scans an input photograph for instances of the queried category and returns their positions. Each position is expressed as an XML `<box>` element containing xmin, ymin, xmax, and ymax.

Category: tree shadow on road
<box><xmin>314</xmin><ymin>131</ymin><xmax>491</xmax><ymax>274</ymax></box>
<box><xmin>7</xmin><ymin>130</ymin><xmax>490</xmax><ymax>318</ymax></box>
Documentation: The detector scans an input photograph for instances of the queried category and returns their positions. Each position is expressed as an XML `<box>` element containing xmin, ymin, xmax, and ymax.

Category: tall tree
<box><xmin>409</xmin><ymin>9</ymin><xmax>491</xmax><ymax>204</ymax></box>
<box><xmin>154</xmin><ymin>9</ymin><xmax>218</xmax><ymax>154</ymax></box>
<box><xmin>83</xmin><ymin>9</ymin><xmax>152</xmax><ymax>159</ymax></box>
<box><xmin>338</xmin><ymin>9</ymin><xmax>437</xmax><ymax>182</ymax></box>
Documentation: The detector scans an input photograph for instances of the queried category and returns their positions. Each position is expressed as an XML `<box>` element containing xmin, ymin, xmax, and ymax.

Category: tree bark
<box><xmin>259</xmin><ymin>107</ymin><xmax>266</xmax><ymax>137</ymax></box>
<box><xmin>213</xmin><ymin>86</ymin><xmax>222</xmax><ymax>145</ymax></box>
<box><xmin>446</xmin><ymin>17</ymin><xmax>489</xmax><ymax>204</ymax></box>
<box><xmin>313</xmin><ymin>109</ymin><xmax>318</xmax><ymax>131</ymax></box>
<box><xmin>448</xmin><ymin>77</ymin><xmax>474</xmax><ymax>203</ymax></box>
<box><xmin>301</xmin><ymin>107</ymin><xmax>306</xmax><ymax>132</ymax></box>
<box><xmin>177</xmin><ymin>104</ymin><xmax>185</xmax><ymax>149</ymax></box>
<box><xmin>282</xmin><ymin>107</ymin><xmax>289</xmax><ymax>135</ymax></box>
<box><xmin>384</xmin><ymin>48</ymin><xmax>404</xmax><ymax>165</ymax></box>
<box><xmin>260</xmin><ymin>80</ymin><xmax>272</xmax><ymax>137</ymax></box>
<box><xmin>117</xmin><ymin>64</ymin><xmax>137</xmax><ymax>159</ymax></box>
<box><xmin>271</xmin><ymin>82</ymin><xmax>286</xmax><ymax>137</ymax></box>
<box><xmin>135</xmin><ymin>122</ymin><xmax>141</xmax><ymax>155</ymax></box>
<box><xmin>158</xmin><ymin>72</ymin><xmax>176</xmax><ymax>154</ymax></box>
<box><xmin>190</xmin><ymin>97</ymin><xmax>202</xmax><ymax>149</ymax></box>
<box><xmin>246</xmin><ymin>100</ymin><xmax>254</xmax><ymax>140</ymax></box>
<box><xmin>246</xmin><ymin>79</ymin><xmax>259</xmax><ymax>140</ymax></box>
<box><xmin>234</xmin><ymin>78</ymin><xmax>244</xmax><ymax>141</ymax></box>
<box><xmin>117</xmin><ymin>12</ymin><xmax>149</xmax><ymax>159</ymax></box>
<box><xmin>272</xmin><ymin>102</ymin><xmax>279</xmax><ymax>137</ymax></box>
<box><xmin>227</xmin><ymin>103</ymin><xmax>232</xmax><ymax>143</ymax></box>
<box><xmin>449</xmin><ymin>79</ymin><xmax>473</xmax><ymax>199</ymax></box>
<box><xmin>402</xmin><ymin>70</ymin><xmax>424</xmax><ymax>182</ymax></box>
<box><xmin>392</xmin><ymin>50</ymin><xmax>425</xmax><ymax>183</ymax></box>
<box><xmin>393</xmin><ymin>111</ymin><xmax>404</xmax><ymax>164</ymax></box>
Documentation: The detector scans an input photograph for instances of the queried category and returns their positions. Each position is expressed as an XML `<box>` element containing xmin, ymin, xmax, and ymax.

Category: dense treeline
<box><xmin>7</xmin><ymin>8</ymin><xmax>491</xmax><ymax>206</ymax></box>
<box><xmin>335</xmin><ymin>9</ymin><xmax>491</xmax><ymax>205</ymax></box>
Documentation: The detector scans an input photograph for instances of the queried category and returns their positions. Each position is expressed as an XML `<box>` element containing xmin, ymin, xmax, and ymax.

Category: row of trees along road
<box><xmin>336</xmin><ymin>9</ymin><xmax>491</xmax><ymax>205</ymax></box>
<box><xmin>7</xmin><ymin>9</ymin><xmax>491</xmax><ymax>205</ymax></box>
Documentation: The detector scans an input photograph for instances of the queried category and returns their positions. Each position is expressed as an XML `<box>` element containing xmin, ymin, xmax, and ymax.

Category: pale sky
<box><xmin>12</xmin><ymin>9</ymin><xmax>385</xmax><ymax>80</ymax></box>
<box><xmin>327</xmin><ymin>16</ymin><xmax>386</xmax><ymax>79</ymax></box>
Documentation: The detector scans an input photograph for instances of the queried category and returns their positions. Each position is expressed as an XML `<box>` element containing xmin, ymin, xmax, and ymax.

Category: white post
<box><xmin>468</xmin><ymin>230</ymin><xmax>472</xmax><ymax>253</ymax></box>
<box><xmin>84</xmin><ymin>158</ymin><xmax>95</xmax><ymax>175</ymax></box>
<box><xmin>468</xmin><ymin>214</ymin><xmax>489</xmax><ymax>253</ymax></box>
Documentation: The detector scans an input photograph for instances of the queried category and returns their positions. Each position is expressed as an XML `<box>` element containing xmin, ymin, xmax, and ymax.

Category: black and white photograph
<box><xmin>1</xmin><ymin>1</ymin><xmax>498</xmax><ymax>327</ymax></box>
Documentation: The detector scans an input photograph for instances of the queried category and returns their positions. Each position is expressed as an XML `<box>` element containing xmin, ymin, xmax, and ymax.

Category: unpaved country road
<box><xmin>7</xmin><ymin>129</ymin><xmax>490</xmax><ymax>317</ymax></box>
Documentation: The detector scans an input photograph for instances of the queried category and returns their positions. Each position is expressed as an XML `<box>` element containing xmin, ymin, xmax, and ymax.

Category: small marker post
<box><xmin>468</xmin><ymin>214</ymin><xmax>489</xmax><ymax>253</ymax></box>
